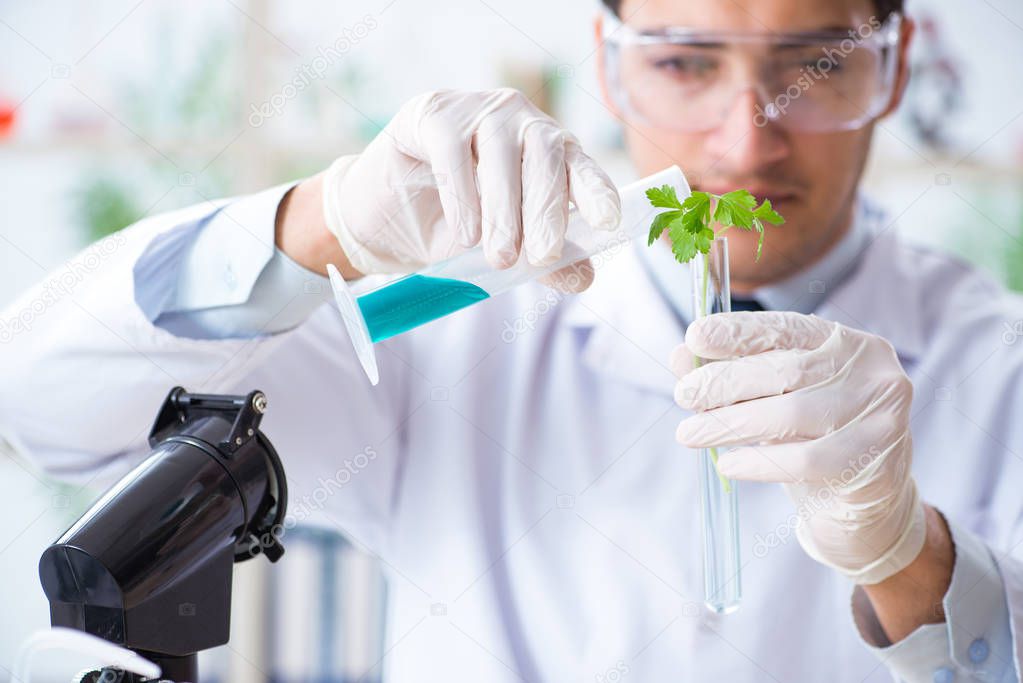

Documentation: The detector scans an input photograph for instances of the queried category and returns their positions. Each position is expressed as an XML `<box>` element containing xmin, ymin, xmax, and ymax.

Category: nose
<box><xmin>703</xmin><ymin>88</ymin><xmax>791</xmax><ymax>173</ymax></box>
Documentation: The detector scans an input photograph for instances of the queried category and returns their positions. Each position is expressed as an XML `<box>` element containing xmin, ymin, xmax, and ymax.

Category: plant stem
<box><xmin>696</xmin><ymin>249</ymin><xmax>732</xmax><ymax>495</ymax></box>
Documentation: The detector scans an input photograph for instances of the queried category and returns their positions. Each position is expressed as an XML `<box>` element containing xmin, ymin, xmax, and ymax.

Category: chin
<box><xmin>728</xmin><ymin>234</ymin><xmax>811</xmax><ymax>287</ymax></box>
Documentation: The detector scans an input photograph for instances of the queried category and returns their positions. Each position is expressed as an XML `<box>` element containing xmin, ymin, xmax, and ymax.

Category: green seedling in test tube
<box><xmin>645</xmin><ymin>184</ymin><xmax>784</xmax><ymax>614</ymax></box>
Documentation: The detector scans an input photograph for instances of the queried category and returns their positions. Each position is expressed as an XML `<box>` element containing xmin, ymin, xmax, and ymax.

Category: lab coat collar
<box><xmin>563</xmin><ymin>203</ymin><xmax>924</xmax><ymax>393</ymax></box>
<box><xmin>816</xmin><ymin>226</ymin><xmax>925</xmax><ymax>362</ymax></box>
<box><xmin>753</xmin><ymin>200</ymin><xmax>873</xmax><ymax>314</ymax></box>
<box><xmin>763</xmin><ymin>198</ymin><xmax>924</xmax><ymax>361</ymax></box>
<box><xmin>563</xmin><ymin>241</ymin><xmax>684</xmax><ymax>395</ymax></box>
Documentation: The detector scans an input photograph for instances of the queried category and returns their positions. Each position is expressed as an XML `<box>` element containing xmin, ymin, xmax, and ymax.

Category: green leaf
<box><xmin>647</xmin><ymin>209</ymin><xmax>683</xmax><ymax>245</ymax></box>
<box><xmin>667</xmin><ymin>217</ymin><xmax>698</xmax><ymax>264</ymax></box>
<box><xmin>679</xmin><ymin>207</ymin><xmax>706</xmax><ymax>237</ymax></box>
<box><xmin>681</xmin><ymin>191</ymin><xmax>710</xmax><ymax>213</ymax></box>
<box><xmin>713</xmin><ymin>190</ymin><xmax>756</xmax><ymax>230</ymax></box>
<box><xmin>753</xmin><ymin>199</ymin><xmax>785</xmax><ymax>225</ymax></box>
<box><xmin>645</xmin><ymin>184</ymin><xmax>683</xmax><ymax>210</ymax></box>
<box><xmin>720</xmin><ymin>189</ymin><xmax>757</xmax><ymax>210</ymax></box>
<box><xmin>680</xmin><ymin>192</ymin><xmax>711</xmax><ymax>232</ymax></box>
<box><xmin>643</xmin><ymin>183</ymin><xmax>784</xmax><ymax>266</ymax></box>
<box><xmin>693</xmin><ymin>225</ymin><xmax>715</xmax><ymax>254</ymax></box>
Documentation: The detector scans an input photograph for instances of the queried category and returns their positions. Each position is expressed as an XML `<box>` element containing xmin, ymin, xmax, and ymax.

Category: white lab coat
<box><xmin>2</xmin><ymin>200</ymin><xmax>1022</xmax><ymax>682</ymax></box>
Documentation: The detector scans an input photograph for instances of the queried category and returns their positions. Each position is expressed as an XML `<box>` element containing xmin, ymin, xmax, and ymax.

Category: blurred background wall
<box><xmin>1</xmin><ymin>0</ymin><xmax>1021</xmax><ymax>681</ymax></box>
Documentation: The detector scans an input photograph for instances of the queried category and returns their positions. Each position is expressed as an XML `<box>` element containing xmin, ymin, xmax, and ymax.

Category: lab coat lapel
<box><xmin>563</xmin><ymin>247</ymin><xmax>683</xmax><ymax>395</ymax></box>
<box><xmin>816</xmin><ymin>230</ymin><xmax>924</xmax><ymax>361</ymax></box>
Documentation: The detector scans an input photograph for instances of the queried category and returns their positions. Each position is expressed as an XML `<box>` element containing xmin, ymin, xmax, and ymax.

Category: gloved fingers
<box><xmin>520</xmin><ymin>119</ymin><xmax>569</xmax><ymax>267</ymax></box>
<box><xmin>685</xmin><ymin>311</ymin><xmax>835</xmax><ymax>360</ymax></box>
<box><xmin>475</xmin><ymin>117</ymin><xmax>524</xmax><ymax>268</ymax></box>
<box><xmin>715</xmin><ymin>443</ymin><xmax>808</xmax><ymax>483</ymax></box>
<box><xmin>675</xmin><ymin>387</ymin><xmax>843</xmax><ymax>448</ymax></box>
<box><xmin>565</xmin><ymin>138</ymin><xmax>621</xmax><ymax>232</ymax></box>
<box><xmin>715</xmin><ymin>422</ymin><xmax>898</xmax><ymax>484</ymax></box>
<box><xmin>669</xmin><ymin>343</ymin><xmax>698</xmax><ymax>378</ymax></box>
<box><xmin>423</xmin><ymin>134</ymin><xmax>483</xmax><ymax>248</ymax></box>
<box><xmin>715</xmin><ymin>435</ymin><xmax>846</xmax><ymax>483</ymax></box>
<box><xmin>674</xmin><ymin>347</ymin><xmax>836</xmax><ymax>412</ymax></box>
<box><xmin>539</xmin><ymin>258</ymin><xmax>595</xmax><ymax>293</ymax></box>
<box><xmin>823</xmin><ymin>435</ymin><xmax>914</xmax><ymax>505</ymax></box>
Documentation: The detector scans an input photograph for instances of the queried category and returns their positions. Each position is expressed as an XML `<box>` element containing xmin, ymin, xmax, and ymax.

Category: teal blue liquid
<box><xmin>356</xmin><ymin>274</ymin><xmax>491</xmax><ymax>342</ymax></box>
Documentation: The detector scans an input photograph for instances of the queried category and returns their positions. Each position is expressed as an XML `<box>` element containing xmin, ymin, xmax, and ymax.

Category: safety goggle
<box><xmin>601</xmin><ymin>13</ymin><xmax>903</xmax><ymax>133</ymax></box>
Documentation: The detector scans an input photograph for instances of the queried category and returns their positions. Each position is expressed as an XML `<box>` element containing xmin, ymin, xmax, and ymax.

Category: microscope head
<box><xmin>38</xmin><ymin>388</ymin><xmax>287</xmax><ymax>678</ymax></box>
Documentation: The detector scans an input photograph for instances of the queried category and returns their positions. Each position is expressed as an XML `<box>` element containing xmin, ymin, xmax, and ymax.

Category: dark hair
<box><xmin>600</xmin><ymin>0</ymin><xmax>904</xmax><ymax>21</ymax></box>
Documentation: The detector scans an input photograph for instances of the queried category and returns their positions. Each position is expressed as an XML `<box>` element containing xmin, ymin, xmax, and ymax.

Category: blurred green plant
<box><xmin>75</xmin><ymin>32</ymin><xmax>237</xmax><ymax>242</ymax></box>
<box><xmin>949</xmin><ymin>192</ymin><xmax>1023</xmax><ymax>293</ymax></box>
<box><xmin>324</xmin><ymin>61</ymin><xmax>388</xmax><ymax>144</ymax></box>
<box><xmin>122</xmin><ymin>32</ymin><xmax>239</xmax><ymax>138</ymax></box>
<box><xmin>1006</xmin><ymin>208</ymin><xmax>1023</xmax><ymax>292</ymax></box>
<box><xmin>76</xmin><ymin>175</ymin><xmax>144</xmax><ymax>241</ymax></box>
<box><xmin>1006</xmin><ymin>231</ymin><xmax>1023</xmax><ymax>292</ymax></box>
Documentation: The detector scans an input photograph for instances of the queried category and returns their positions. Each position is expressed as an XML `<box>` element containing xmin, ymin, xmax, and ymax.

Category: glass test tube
<box><xmin>691</xmin><ymin>237</ymin><xmax>742</xmax><ymax>614</ymax></box>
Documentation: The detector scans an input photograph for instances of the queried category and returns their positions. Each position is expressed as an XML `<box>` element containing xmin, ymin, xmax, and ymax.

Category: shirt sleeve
<box><xmin>133</xmin><ymin>182</ymin><xmax>331</xmax><ymax>340</ymax></box>
<box><xmin>852</xmin><ymin>521</ymin><xmax>1018</xmax><ymax>683</ymax></box>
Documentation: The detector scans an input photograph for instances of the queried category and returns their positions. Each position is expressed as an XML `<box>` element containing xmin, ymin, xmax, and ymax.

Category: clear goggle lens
<box><xmin>604</xmin><ymin>15</ymin><xmax>902</xmax><ymax>133</ymax></box>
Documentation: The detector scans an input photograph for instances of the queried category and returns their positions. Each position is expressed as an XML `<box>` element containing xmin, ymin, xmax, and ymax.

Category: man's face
<box><xmin>598</xmin><ymin>0</ymin><xmax>911</xmax><ymax>291</ymax></box>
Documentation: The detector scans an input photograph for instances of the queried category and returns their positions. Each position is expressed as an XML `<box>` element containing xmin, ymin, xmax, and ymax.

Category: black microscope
<box><xmin>38</xmin><ymin>388</ymin><xmax>289</xmax><ymax>683</ymax></box>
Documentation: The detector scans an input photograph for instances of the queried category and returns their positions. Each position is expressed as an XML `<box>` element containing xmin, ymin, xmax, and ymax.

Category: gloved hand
<box><xmin>321</xmin><ymin>88</ymin><xmax>621</xmax><ymax>290</ymax></box>
<box><xmin>672</xmin><ymin>311</ymin><xmax>927</xmax><ymax>585</ymax></box>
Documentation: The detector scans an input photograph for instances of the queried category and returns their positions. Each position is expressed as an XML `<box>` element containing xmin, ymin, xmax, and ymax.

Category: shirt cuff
<box><xmin>168</xmin><ymin>182</ymin><xmax>291</xmax><ymax>311</ymax></box>
<box><xmin>154</xmin><ymin>246</ymin><xmax>331</xmax><ymax>339</ymax></box>
<box><xmin>136</xmin><ymin>182</ymin><xmax>331</xmax><ymax>339</ymax></box>
<box><xmin>852</xmin><ymin>521</ymin><xmax>1017</xmax><ymax>683</ymax></box>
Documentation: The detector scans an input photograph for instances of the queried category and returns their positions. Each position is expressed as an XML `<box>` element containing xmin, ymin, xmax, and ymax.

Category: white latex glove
<box><xmin>321</xmin><ymin>88</ymin><xmax>621</xmax><ymax>284</ymax></box>
<box><xmin>672</xmin><ymin>311</ymin><xmax>927</xmax><ymax>585</ymax></box>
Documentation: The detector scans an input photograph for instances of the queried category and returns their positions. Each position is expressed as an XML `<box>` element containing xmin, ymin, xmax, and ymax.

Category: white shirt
<box><xmin>2</xmin><ymin>182</ymin><xmax>1022</xmax><ymax>683</ymax></box>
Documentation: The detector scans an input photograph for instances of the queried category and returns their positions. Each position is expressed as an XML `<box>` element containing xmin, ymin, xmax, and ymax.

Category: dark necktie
<box><xmin>730</xmin><ymin>297</ymin><xmax>764</xmax><ymax>312</ymax></box>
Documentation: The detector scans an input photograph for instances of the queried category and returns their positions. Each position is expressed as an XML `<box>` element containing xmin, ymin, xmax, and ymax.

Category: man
<box><xmin>3</xmin><ymin>0</ymin><xmax>1022</xmax><ymax>681</ymax></box>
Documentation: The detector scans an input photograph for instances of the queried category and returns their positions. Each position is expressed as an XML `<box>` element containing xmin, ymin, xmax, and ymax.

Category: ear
<box><xmin>879</xmin><ymin>16</ymin><xmax>916</xmax><ymax>119</ymax></box>
<box><xmin>594</xmin><ymin>13</ymin><xmax>623</xmax><ymax>117</ymax></box>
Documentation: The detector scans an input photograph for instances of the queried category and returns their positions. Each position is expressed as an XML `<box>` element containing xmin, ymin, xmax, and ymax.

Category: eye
<box><xmin>774</xmin><ymin>47</ymin><xmax>847</xmax><ymax>74</ymax></box>
<box><xmin>651</xmin><ymin>54</ymin><xmax>718</xmax><ymax>79</ymax></box>
<box><xmin>803</xmin><ymin>57</ymin><xmax>844</xmax><ymax>72</ymax></box>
